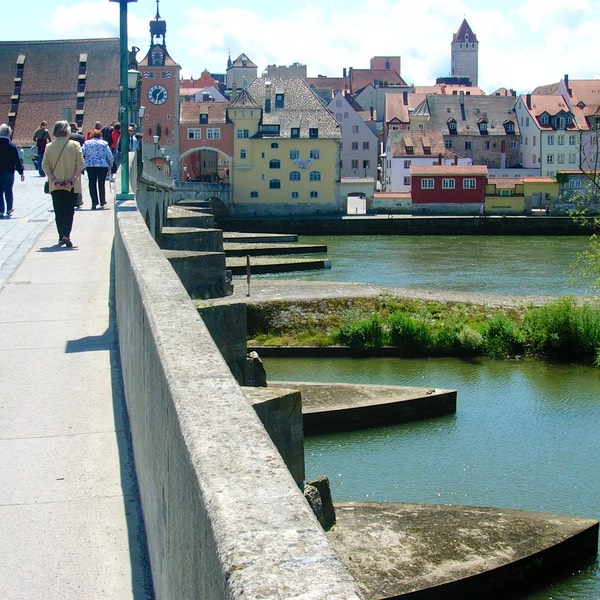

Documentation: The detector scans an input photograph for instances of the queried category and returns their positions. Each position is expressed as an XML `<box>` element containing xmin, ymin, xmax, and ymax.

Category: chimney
<box><xmin>370</xmin><ymin>106</ymin><xmax>374</xmax><ymax>120</ymax></box>
<box><xmin>343</xmin><ymin>67</ymin><xmax>347</xmax><ymax>78</ymax></box>
<box><xmin>564</xmin><ymin>74</ymin><xmax>572</xmax><ymax>97</ymax></box>
<box><xmin>454</xmin><ymin>154</ymin><xmax>458</xmax><ymax>165</ymax></box>
<box><xmin>438</xmin><ymin>153</ymin><xmax>442</xmax><ymax>165</ymax></box>
<box><xmin>526</xmin><ymin>94</ymin><xmax>531</xmax><ymax>109</ymax></box>
<box><xmin>403</xmin><ymin>91</ymin><xmax>408</xmax><ymax>105</ymax></box>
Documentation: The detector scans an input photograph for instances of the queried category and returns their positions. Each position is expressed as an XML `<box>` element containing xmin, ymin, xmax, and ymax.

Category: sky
<box><xmin>6</xmin><ymin>0</ymin><xmax>600</xmax><ymax>96</ymax></box>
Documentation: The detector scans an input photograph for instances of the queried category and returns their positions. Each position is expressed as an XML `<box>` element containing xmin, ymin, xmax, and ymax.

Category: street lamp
<box><xmin>153</xmin><ymin>134</ymin><xmax>159</xmax><ymax>157</ymax></box>
<box><xmin>109</xmin><ymin>0</ymin><xmax>137</xmax><ymax>201</ymax></box>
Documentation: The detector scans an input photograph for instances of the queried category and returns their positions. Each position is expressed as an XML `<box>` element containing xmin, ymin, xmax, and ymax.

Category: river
<box><xmin>250</xmin><ymin>235</ymin><xmax>599</xmax><ymax>599</ymax></box>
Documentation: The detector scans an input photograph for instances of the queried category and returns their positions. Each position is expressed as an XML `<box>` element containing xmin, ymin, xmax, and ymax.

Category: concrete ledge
<box><xmin>166</xmin><ymin>205</ymin><xmax>215</xmax><ymax>229</ymax></box>
<box><xmin>328</xmin><ymin>502</ymin><xmax>599</xmax><ymax>599</ymax></box>
<box><xmin>160</xmin><ymin>226</ymin><xmax>225</xmax><ymax>252</ymax></box>
<box><xmin>163</xmin><ymin>249</ymin><xmax>233</xmax><ymax>299</ymax></box>
<box><xmin>274</xmin><ymin>382</ymin><xmax>456</xmax><ymax>436</ymax></box>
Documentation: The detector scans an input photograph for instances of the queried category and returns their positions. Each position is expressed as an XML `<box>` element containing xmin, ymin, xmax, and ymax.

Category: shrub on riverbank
<box><xmin>247</xmin><ymin>296</ymin><xmax>600</xmax><ymax>365</ymax></box>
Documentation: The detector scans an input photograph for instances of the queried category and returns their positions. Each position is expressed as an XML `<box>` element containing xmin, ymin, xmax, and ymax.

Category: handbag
<box><xmin>44</xmin><ymin>140</ymin><xmax>69</xmax><ymax>195</ymax></box>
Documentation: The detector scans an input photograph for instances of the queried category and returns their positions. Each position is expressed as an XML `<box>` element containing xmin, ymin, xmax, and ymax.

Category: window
<box><xmin>269</xmin><ymin>159</ymin><xmax>281</xmax><ymax>169</ymax></box>
<box><xmin>250</xmin><ymin>191</ymin><xmax>258</xmax><ymax>198</ymax></box>
<box><xmin>260</xmin><ymin>124</ymin><xmax>280</xmax><ymax>135</ymax></box>
<box><xmin>421</xmin><ymin>178</ymin><xmax>434</xmax><ymax>189</ymax></box>
<box><xmin>547</xmin><ymin>155</ymin><xmax>554</xmax><ymax>164</ymax></box>
<box><xmin>485</xmin><ymin>140</ymin><xmax>490</xmax><ymax>150</ymax></box>
<box><xmin>309</xmin><ymin>171</ymin><xmax>321</xmax><ymax>181</ymax></box>
<box><xmin>240</xmin><ymin>149</ymin><xmax>246</xmax><ymax>159</ymax></box>
<box><xmin>363</xmin><ymin>141</ymin><xmax>370</xmax><ymax>150</ymax></box>
<box><xmin>291</xmin><ymin>127</ymin><xmax>300</xmax><ymax>138</ymax></box>
<box><xmin>569</xmin><ymin>179</ymin><xmax>582</xmax><ymax>189</ymax></box>
<box><xmin>403</xmin><ymin>176</ymin><xmax>411</xmax><ymax>185</ymax></box>
<box><xmin>188</xmin><ymin>128</ymin><xmax>201</xmax><ymax>140</ymax></box>
<box><xmin>351</xmin><ymin>160</ymin><xmax>359</xmax><ymax>169</ymax></box>
<box><xmin>510</xmin><ymin>141</ymin><xmax>518</xmax><ymax>150</ymax></box>
<box><xmin>289</xmin><ymin>171</ymin><xmax>301</xmax><ymax>181</ymax></box>
<box><xmin>478</xmin><ymin>121</ymin><xmax>488</xmax><ymax>134</ymax></box>
<box><xmin>463</xmin><ymin>178</ymin><xmax>476</xmax><ymax>189</ymax></box>
<box><xmin>569</xmin><ymin>153</ymin><xmax>577</xmax><ymax>164</ymax></box>
<box><xmin>404</xmin><ymin>160</ymin><xmax>411</xmax><ymax>168</ymax></box>
<box><xmin>352</xmin><ymin>125</ymin><xmax>359</xmax><ymax>133</ymax></box>
<box><xmin>275</xmin><ymin>93</ymin><xmax>284</xmax><ymax>108</ymax></box>
<box><xmin>206</xmin><ymin>128</ymin><xmax>220</xmax><ymax>140</ymax></box>
<box><xmin>289</xmin><ymin>150</ymin><xmax>300</xmax><ymax>160</ymax></box>
<box><xmin>265</xmin><ymin>99</ymin><xmax>271</xmax><ymax>113</ymax></box>
<box><xmin>352</xmin><ymin>142</ymin><xmax>359</xmax><ymax>150</ymax></box>
<box><xmin>362</xmin><ymin>160</ymin><xmax>370</xmax><ymax>169</ymax></box>
<box><xmin>442</xmin><ymin>178</ymin><xmax>455</xmax><ymax>189</ymax></box>
<box><xmin>199</xmin><ymin>114</ymin><xmax>208</xmax><ymax>124</ymax></box>
<box><xmin>269</xmin><ymin>179</ymin><xmax>281</xmax><ymax>189</ymax></box>
<box><xmin>310</xmin><ymin>191</ymin><xmax>318</xmax><ymax>198</ymax></box>
<box><xmin>291</xmin><ymin>191</ymin><xmax>299</xmax><ymax>198</ymax></box>
<box><xmin>406</xmin><ymin>145</ymin><xmax>414</xmax><ymax>154</ymax></box>
<box><xmin>445</xmin><ymin>140</ymin><xmax>453</xmax><ymax>149</ymax></box>
<box><xmin>309</xmin><ymin>128</ymin><xmax>318</xmax><ymax>138</ymax></box>
<box><xmin>547</xmin><ymin>135</ymin><xmax>554</xmax><ymax>145</ymax></box>
<box><xmin>557</xmin><ymin>134</ymin><xmax>564</xmax><ymax>145</ymax></box>
<box><xmin>271</xmin><ymin>142</ymin><xmax>279</xmax><ymax>148</ymax></box>
<box><xmin>423</xmin><ymin>146</ymin><xmax>431</xmax><ymax>155</ymax></box>
<box><xmin>557</xmin><ymin>154</ymin><xmax>564</xmax><ymax>164</ymax></box>
<box><xmin>540</xmin><ymin>115</ymin><xmax>549</xmax><ymax>125</ymax></box>
<box><xmin>505</xmin><ymin>122</ymin><xmax>515</xmax><ymax>133</ymax></box>
<box><xmin>448</xmin><ymin>120</ymin><xmax>457</xmax><ymax>132</ymax></box>
<box><xmin>237</xmin><ymin>129</ymin><xmax>249</xmax><ymax>138</ymax></box>
<box><xmin>309</xmin><ymin>150</ymin><xmax>320</xmax><ymax>159</ymax></box>
<box><xmin>465</xmin><ymin>141</ymin><xmax>472</xmax><ymax>150</ymax></box>
<box><xmin>569</xmin><ymin>135</ymin><xmax>576</xmax><ymax>145</ymax></box>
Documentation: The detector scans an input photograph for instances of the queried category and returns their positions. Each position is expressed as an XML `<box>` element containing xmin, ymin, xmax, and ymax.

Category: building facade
<box><xmin>137</xmin><ymin>4</ymin><xmax>181</xmax><ymax>171</ymax></box>
<box><xmin>227</xmin><ymin>78</ymin><xmax>342</xmax><ymax>215</ymax></box>
<box><xmin>410</xmin><ymin>164</ymin><xmax>487</xmax><ymax>206</ymax></box>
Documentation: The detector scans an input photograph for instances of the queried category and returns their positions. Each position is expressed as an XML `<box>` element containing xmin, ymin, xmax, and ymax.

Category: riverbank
<box><xmin>216</xmin><ymin>214</ymin><xmax>596</xmax><ymax>236</ymax></box>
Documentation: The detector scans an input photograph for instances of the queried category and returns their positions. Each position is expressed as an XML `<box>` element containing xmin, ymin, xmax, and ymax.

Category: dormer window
<box><xmin>478</xmin><ymin>120</ymin><xmax>488</xmax><ymax>134</ymax></box>
<box><xmin>199</xmin><ymin>114</ymin><xmax>208</xmax><ymax>124</ymax></box>
<box><xmin>423</xmin><ymin>146</ymin><xmax>431</xmax><ymax>155</ymax></box>
<box><xmin>406</xmin><ymin>145</ymin><xmax>413</xmax><ymax>154</ymax></box>
<box><xmin>504</xmin><ymin>121</ymin><xmax>515</xmax><ymax>134</ymax></box>
<box><xmin>275</xmin><ymin>93</ymin><xmax>284</xmax><ymax>109</ymax></box>
<box><xmin>448</xmin><ymin>119</ymin><xmax>457</xmax><ymax>134</ymax></box>
<box><xmin>540</xmin><ymin>114</ymin><xmax>549</xmax><ymax>125</ymax></box>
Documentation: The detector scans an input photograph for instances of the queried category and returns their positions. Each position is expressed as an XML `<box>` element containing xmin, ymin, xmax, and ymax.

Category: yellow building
<box><xmin>227</xmin><ymin>78</ymin><xmax>342</xmax><ymax>216</ymax></box>
<box><xmin>485</xmin><ymin>176</ymin><xmax>558</xmax><ymax>214</ymax></box>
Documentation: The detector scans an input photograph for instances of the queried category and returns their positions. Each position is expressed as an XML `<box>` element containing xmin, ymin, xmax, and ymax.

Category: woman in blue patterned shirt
<box><xmin>82</xmin><ymin>129</ymin><xmax>113</xmax><ymax>209</ymax></box>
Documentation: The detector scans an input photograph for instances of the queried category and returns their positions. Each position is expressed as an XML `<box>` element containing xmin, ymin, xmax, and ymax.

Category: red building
<box><xmin>410</xmin><ymin>165</ymin><xmax>487</xmax><ymax>204</ymax></box>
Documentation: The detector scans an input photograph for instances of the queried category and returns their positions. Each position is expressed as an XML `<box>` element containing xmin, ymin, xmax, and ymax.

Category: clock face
<box><xmin>148</xmin><ymin>84</ymin><xmax>168</xmax><ymax>105</ymax></box>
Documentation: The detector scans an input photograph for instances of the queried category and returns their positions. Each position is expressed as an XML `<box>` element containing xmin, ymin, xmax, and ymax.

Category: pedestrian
<box><xmin>127</xmin><ymin>124</ymin><xmax>139</xmax><ymax>151</ymax></box>
<box><xmin>42</xmin><ymin>120</ymin><xmax>84</xmax><ymax>247</ymax></box>
<box><xmin>82</xmin><ymin>128</ymin><xmax>113</xmax><ymax>209</ymax></box>
<box><xmin>109</xmin><ymin>122</ymin><xmax>121</xmax><ymax>182</ymax></box>
<box><xmin>0</xmin><ymin>124</ymin><xmax>25</xmax><ymax>218</ymax></box>
<box><xmin>86</xmin><ymin>121</ymin><xmax>102</xmax><ymax>140</ymax></box>
<box><xmin>32</xmin><ymin>120</ymin><xmax>51</xmax><ymax>176</ymax></box>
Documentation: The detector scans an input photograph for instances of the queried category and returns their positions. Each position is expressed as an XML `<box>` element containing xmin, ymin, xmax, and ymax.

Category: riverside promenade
<box><xmin>0</xmin><ymin>172</ymin><xmax>152</xmax><ymax>599</ymax></box>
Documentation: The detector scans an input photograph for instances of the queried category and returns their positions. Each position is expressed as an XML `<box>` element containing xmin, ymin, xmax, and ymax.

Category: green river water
<box><xmin>247</xmin><ymin>235</ymin><xmax>599</xmax><ymax>599</ymax></box>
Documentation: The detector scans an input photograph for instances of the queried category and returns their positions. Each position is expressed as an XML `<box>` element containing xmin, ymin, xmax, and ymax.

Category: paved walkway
<box><xmin>0</xmin><ymin>170</ymin><xmax>153</xmax><ymax>599</ymax></box>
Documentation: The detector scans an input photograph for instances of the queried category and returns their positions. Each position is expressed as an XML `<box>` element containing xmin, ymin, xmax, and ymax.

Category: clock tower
<box><xmin>138</xmin><ymin>0</ymin><xmax>181</xmax><ymax>168</ymax></box>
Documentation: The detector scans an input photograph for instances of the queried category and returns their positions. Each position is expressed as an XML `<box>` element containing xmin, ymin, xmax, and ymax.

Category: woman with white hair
<box><xmin>42</xmin><ymin>120</ymin><xmax>84</xmax><ymax>247</ymax></box>
<box><xmin>0</xmin><ymin>123</ymin><xmax>25</xmax><ymax>218</ymax></box>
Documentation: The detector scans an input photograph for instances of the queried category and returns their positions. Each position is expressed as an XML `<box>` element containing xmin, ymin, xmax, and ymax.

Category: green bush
<box><xmin>523</xmin><ymin>297</ymin><xmax>600</xmax><ymax>361</ymax></box>
<box><xmin>389</xmin><ymin>311</ymin><xmax>432</xmax><ymax>354</ymax></box>
<box><xmin>457</xmin><ymin>326</ymin><xmax>485</xmax><ymax>354</ymax></box>
<box><xmin>337</xmin><ymin>313</ymin><xmax>386</xmax><ymax>349</ymax></box>
<box><xmin>484</xmin><ymin>313</ymin><xmax>523</xmax><ymax>359</ymax></box>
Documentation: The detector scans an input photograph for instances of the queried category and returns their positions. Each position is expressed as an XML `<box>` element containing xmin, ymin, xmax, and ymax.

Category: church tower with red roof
<box><xmin>138</xmin><ymin>0</ymin><xmax>181</xmax><ymax>168</ymax></box>
<box><xmin>451</xmin><ymin>19</ymin><xmax>478</xmax><ymax>87</ymax></box>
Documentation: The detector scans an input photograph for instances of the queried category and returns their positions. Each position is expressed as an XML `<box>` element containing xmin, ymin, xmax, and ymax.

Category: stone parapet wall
<box><xmin>114</xmin><ymin>200</ymin><xmax>361</xmax><ymax>599</ymax></box>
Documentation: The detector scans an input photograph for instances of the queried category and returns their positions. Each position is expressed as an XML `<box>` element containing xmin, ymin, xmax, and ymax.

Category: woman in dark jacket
<box><xmin>0</xmin><ymin>123</ymin><xmax>25</xmax><ymax>218</ymax></box>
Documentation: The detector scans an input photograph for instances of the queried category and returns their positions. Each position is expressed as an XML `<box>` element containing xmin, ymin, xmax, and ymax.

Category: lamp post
<box><xmin>110</xmin><ymin>0</ymin><xmax>137</xmax><ymax>201</ymax></box>
<box><xmin>153</xmin><ymin>135</ymin><xmax>159</xmax><ymax>158</ymax></box>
